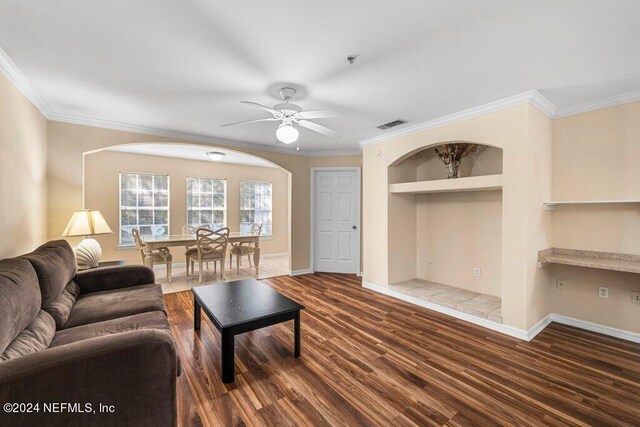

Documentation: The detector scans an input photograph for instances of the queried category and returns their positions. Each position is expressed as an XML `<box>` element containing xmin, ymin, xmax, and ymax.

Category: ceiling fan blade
<box><xmin>298</xmin><ymin>120</ymin><xmax>340</xmax><ymax>138</ymax></box>
<box><xmin>297</xmin><ymin>109</ymin><xmax>342</xmax><ymax>119</ymax></box>
<box><xmin>240</xmin><ymin>101</ymin><xmax>280</xmax><ymax>116</ymax></box>
<box><xmin>221</xmin><ymin>117</ymin><xmax>278</xmax><ymax>127</ymax></box>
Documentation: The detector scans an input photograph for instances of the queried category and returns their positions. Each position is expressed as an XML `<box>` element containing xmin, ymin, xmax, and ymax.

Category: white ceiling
<box><xmin>107</xmin><ymin>143</ymin><xmax>278</xmax><ymax>168</ymax></box>
<box><xmin>1</xmin><ymin>1</ymin><xmax>640</xmax><ymax>155</ymax></box>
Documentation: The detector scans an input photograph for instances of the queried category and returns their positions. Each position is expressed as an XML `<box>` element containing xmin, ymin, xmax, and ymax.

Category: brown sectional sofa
<box><xmin>0</xmin><ymin>240</ymin><xmax>178</xmax><ymax>426</ymax></box>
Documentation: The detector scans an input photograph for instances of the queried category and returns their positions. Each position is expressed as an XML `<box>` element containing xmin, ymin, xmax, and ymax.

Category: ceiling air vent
<box><xmin>377</xmin><ymin>119</ymin><xmax>406</xmax><ymax>130</ymax></box>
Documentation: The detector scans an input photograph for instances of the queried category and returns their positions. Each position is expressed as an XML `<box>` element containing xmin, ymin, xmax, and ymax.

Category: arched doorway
<box><xmin>82</xmin><ymin>142</ymin><xmax>292</xmax><ymax>290</ymax></box>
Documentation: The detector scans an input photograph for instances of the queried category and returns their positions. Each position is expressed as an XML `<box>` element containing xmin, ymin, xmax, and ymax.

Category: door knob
<box><xmin>352</xmin><ymin>225</ymin><xmax>357</xmax><ymax>230</ymax></box>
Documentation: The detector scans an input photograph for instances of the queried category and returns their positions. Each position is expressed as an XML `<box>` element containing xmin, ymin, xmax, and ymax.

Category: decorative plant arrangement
<box><xmin>434</xmin><ymin>143</ymin><xmax>478</xmax><ymax>179</ymax></box>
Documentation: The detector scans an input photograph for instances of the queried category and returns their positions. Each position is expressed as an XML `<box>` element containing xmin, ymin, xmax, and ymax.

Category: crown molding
<box><xmin>0</xmin><ymin>45</ymin><xmax>53</xmax><ymax>118</ymax></box>
<box><xmin>3</xmin><ymin>42</ymin><xmax>639</xmax><ymax>156</ymax></box>
<box><xmin>359</xmin><ymin>90</ymin><xmax>557</xmax><ymax>147</ymax></box>
<box><xmin>553</xmin><ymin>89</ymin><xmax>640</xmax><ymax>118</ymax></box>
<box><xmin>49</xmin><ymin>111</ymin><xmax>361</xmax><ymax>158</ymax></box>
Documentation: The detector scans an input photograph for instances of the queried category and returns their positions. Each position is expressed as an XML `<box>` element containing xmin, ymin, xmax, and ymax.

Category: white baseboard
<box><xmin>290</xmin><ymin>269</ymin><xmax>313</xmax><ymax>276</ymax></box>
<box><xmin>549</xmin><ymin>314</ymin><xmax>640</xmax><ymax>343</ymax></box>
<box><xmin>363</xmin><ymin>281</ymin><xmax>531</xmax><ymax>340</ymax></box>
<box><xmin>363</xmin><ymin>281</ymin><xmax>640</xmax><ymax>344</ymax></box>
<box><xmin>526</xmin><ymin>314</ymin><xmax>554</xmax><ymax>341</ymax></box>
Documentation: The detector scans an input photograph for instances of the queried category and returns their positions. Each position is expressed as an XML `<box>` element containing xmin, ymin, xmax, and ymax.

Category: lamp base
<box><xmin>76</xmin><ymin>238</ymin><xmax>102</xmax><ymax>268</ymax></box>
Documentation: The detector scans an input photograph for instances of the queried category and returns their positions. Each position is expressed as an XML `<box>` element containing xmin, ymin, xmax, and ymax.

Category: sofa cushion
<box><xmin>1</xmin><ymin>310</ymin><xmax>56</xmax><ymax>361</ymax></box>
<box><xmin>21</xmin><ymin>240</ymin><xmax>77</xmax><ymax>308</ymax></box>
<box><xmin>63</xmin><ymin>284</ymin><xmax>166</xmax><ymax>329</ymax></box>
<box><xmin>0</xmin><ymin>258</ymin><xmax>41</xmax><ymax>355</ymax></box>
<box><xmin>50</xmin><ymin>311</ymin><xmax>170</xmax><ymax>348</ymax></box>
<box><xmin>44</xmin><ymin>281</ymin><xmax>81</xmax><ymax>329</ymax></box>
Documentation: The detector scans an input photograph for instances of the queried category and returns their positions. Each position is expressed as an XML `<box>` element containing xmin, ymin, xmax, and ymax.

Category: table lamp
<box><xmin>62</xmin><ymin>210</ymin><xmax>113</xmax><ymax>267</ymax></box>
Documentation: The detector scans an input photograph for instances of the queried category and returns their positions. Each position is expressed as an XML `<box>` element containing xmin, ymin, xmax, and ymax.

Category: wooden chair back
<box><xmin>131</xmin><ymin>229</ymin><xmax>147</xmax><ymax>263</ymax></box>
<box><xmin>182</xmin><ymin>225</ymin><xmax>197</xmax><ymax>235</ymax></box>
<box><xmin>250</xmin><ymin>224</ymin><xmax>263</xmax><ymax>236</ymax></box>
<box><xmin>196</xmin><ymin>227</ymin><xmax>230</xmax><ymax>258</ymax></box>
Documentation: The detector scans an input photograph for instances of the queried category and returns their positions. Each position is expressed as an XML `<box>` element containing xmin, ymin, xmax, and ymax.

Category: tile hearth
<box><xmin>389</xmin><ymin>279</ymin><xmax>502</xmax><ymax>323</ymax></box>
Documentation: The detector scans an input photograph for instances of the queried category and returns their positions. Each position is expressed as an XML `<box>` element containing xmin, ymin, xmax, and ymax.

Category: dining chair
<box><xmin>183</xmin><ymin>224</ymin><xmax>212</xmax><ymax>275</ymax></box>
<box><xmin>229</xmin><ymin>224</ymin><xmax>262</xmax><ymax>273</ymax></box>
<box><xmin>132</xmin><ymin>228</ymin><xmax>173</xmax><ymax>283</ymax></box>
<box><xmin>186</xmin><ymin>227</ymin><xmax>230</xmax><ymax>283</ymax></box>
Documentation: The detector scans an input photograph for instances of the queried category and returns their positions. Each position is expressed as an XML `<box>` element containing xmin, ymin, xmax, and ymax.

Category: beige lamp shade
<box><xmin>62</xmin><ymin>210</ymin><xmax>113</xmax><ymax>237</ymax></box>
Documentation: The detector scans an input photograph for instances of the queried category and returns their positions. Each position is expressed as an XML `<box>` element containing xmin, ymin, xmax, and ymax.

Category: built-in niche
<box><xmin>387</xmin><ymin>142</ymin><xmax>504</xmax><ymax>323</ymax></box>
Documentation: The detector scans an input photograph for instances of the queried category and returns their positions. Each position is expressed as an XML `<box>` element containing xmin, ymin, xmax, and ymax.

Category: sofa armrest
<box><xmin>75</xmin><ymin>265</ymin><xmax>155</xmax><ymax>294</ymax></box>
<box><xmin>0</xmin><ymin>330</ymin><xmax>177</xmax><ymax>427</ymax></box>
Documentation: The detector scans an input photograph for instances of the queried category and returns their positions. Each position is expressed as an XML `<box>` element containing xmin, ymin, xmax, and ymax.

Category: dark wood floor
<box><xmin>164</xmin><ymin>273</ymin><xmax>640</xmax><ymax>426</ymax></box>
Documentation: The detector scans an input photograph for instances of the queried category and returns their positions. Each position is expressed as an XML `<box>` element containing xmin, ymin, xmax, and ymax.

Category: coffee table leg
<box><xmin>221</xmin><ymin>330</ymin><xmax>235</xmax><ymax>383</ymax></box>
<box><xmin>194</xmin><ymin>296</ymin><xmax>201</xmax><ymax>330</ymax></box>
<box><xmin>294</xmin><ymin>311</ymin><xmax>301</xmax><ymax>357</ymax></box>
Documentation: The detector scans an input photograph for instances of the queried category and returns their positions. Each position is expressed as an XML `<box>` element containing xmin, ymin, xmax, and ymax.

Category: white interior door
<box><xmin>313</xmin><ymin>168</ymin><xmax>360</xmax><ymax>274</ymax></box>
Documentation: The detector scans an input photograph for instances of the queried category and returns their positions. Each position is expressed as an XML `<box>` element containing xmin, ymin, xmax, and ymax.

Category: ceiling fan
<box><xmin>221</xmin><ymin>87</ymin><xmax>341</xmax><ymax>144</ymax></box>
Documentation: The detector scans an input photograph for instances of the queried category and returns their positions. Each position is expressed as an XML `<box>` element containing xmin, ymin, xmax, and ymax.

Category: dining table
<box><xmin>142</xmin><ymin>232</ymin><xmax>261</xmax><ymax>274</ymax></box>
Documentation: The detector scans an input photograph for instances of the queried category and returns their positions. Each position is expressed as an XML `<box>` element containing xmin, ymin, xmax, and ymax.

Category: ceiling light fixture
<box><xmin>206</xmin><ymin>151</ymin><xmax>225</xmax><ymax>161</ymax></box>
<box><xmin>276</xmin><ymin>123</ymin><xmax>299</xmax><ymax>144</ymax></box>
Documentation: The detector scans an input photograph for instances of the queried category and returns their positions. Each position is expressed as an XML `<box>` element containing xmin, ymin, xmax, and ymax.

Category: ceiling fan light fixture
<box><xmin>206</xmin><ymin>151</ymin><xmax>225</xmax><ymax>161</ymax></box>
<box><xmin>276</xmin><ymin>123</ymin><xmax>299</xmax><ymax>144</ymax></box>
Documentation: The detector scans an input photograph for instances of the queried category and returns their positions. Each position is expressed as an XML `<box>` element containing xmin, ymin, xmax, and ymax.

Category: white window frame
<box><xmin>186</xmin><ymin>176</ymin><xmax>227</xmax><ymax>230</ymax></box>
<box><xmin>239</xmin><ymin>180</ymin><xmax>273</xmax><ymax>237</ymax></box>
<box><xmin>118</xmin><ymin>172</ymin><xmax>170</xmax><ymax>247</ymax></box>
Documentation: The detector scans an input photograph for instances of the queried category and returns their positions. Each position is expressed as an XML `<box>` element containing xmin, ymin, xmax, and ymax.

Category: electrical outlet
<box><xmin>556</xmin><ymin>279</ymin><xmax>566</xmax><ymax>290</ymax></box>
<box><xmin>632</xmin><ymin>291</ymin><xmax>640</xmax><ymax>304</ymax></box>
<box><xmin>474</xmin><ymin>267</ymin><xmax>481</xmax><ymax>277</ymax></box>
<box><xmin>598</xmin><ymin>286</ymin><xmax>609</xmax><ymax>299</ymax></box>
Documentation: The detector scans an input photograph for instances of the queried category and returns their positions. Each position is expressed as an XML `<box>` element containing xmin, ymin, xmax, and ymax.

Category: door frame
<box><xmin>309</xmin><ymin>167</ymin><xmax>362</xmax><ymax>274</ymax></box>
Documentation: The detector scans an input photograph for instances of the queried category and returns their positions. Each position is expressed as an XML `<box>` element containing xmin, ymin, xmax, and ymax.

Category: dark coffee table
<box><xmin>192</xmin><ymin>279</ymin><xmax>305</xmax><ymax>383</ymax></box>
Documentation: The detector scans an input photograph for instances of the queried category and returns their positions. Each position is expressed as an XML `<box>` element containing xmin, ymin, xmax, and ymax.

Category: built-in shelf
<box><xmin>538</xmin><ymin>248</ymin><xmax>640</xmax><ymax>274</ymax></box>
<box><xmin>543</xmin><ymin>200</ymin><xmax>640</xmax><ymax>211</ymax></box>
<box><xmin>388</xmin><ymin>279</ymin><xmax>502</xmax><ymax>323</ymax></box>
<box><xmin>389</xmin><ymin>174</ymin><xmax>502</xmax><ymax>195</ymax></box>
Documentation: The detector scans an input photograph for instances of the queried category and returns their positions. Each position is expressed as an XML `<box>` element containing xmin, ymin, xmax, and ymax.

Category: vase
<box><xmin>446</xmin><ymin>161</ymin><xmax>461</xmax><ymax>179</ymax></box>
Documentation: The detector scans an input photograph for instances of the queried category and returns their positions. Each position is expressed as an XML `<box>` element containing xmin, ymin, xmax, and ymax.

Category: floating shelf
<box><xmin>389</xmin><ymin>174</ymin><xmax>502</xmax><ymax>195</ymax></box>
<box><xmin>543</xmin><ymin>200</ymin><xmax>640</xmax><ymax>211</ymax></box>
<box><xmin>538</xmin><ymin>248</ymin><xmax>640</xmax><ymax>274</ymax></box>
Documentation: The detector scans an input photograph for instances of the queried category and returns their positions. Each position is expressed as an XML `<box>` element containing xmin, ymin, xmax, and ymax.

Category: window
<box><xmin>240</xmin><ymin>180</ymin><xmax>272</xmax><ymax>236</ymax></box>
<box><xmin>186</xmin><ymin>177</ymin><xmax>226</xmax><ymax>230</ymax></box>
<box><xmin>119</xmin><ymin>173</ymin><xmax>169</xmax><ymax>245</ymax></box>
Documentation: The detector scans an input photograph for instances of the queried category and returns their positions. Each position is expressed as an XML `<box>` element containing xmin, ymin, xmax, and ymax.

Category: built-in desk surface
<box><xmin>538</xmin><ymin>248</ymin><xmax>640</xmax><ymax>274</ymax></box>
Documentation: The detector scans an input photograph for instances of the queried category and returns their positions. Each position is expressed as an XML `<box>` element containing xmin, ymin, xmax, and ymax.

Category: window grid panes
<box><xmin>240</xmin><ymin>180</ymin><xmax>272</xmax><ymax>236</ymax></box>
<box><xmin>119</xmin><ymin>173</ymin><xmax>169</xmax><ymax>245</ymax></box>
<box><xmin>186</xmin><ymin>177</ymin><xmax>226</xmax><ymax>230</ymax></box>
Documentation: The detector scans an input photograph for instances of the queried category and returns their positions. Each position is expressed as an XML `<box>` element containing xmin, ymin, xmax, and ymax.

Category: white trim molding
<box><xmin>358</xmin><ymin>88</ymin><xmax>640</xmax><ymax>147</ymax></box>
<box><xmin>363</xmin><ymin>281</ymin><xmax>532</xmax><ymax>340</ymax></box>
<box><xmin>289</xmin><ymin>269</ymin><xmax>313</xmax><ymax>276</ymax></box>
<box><xmin>553</xmin><ymin>89</ymin><xmax>640</xmax><ymax>118</ymax></box>
<box><xmin>549</xmin><ymin>313</ymin><xmax>640</xmax><ymax>343</ymax></box>
<box><xmin>4</xmin><ymin>40</ymin><xmax>640</xmax><ymax>157</ymax></box>
<box><xmin>49</xmin><ymin>111</ymin><xmax>361</xmax><ymax>158</ymax></box>
<box><xmin>0</xmin><ymin>45</ymin><xmax>53</xmax><ymax>118</ymax></box>
<box><xmin>363</xmin><ymin>282</ymin><xmax>640</xmax><ymax>344</ymax></box>
<box><xmin>359</xmin><ymin>90</ymin><xmax>556</xmax><ymax>147</ymax></box>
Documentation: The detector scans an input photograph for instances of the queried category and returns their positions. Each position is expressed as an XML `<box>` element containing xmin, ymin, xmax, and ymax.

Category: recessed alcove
<box><xmin>387</xmin><ymin>143</ymin><xmax>504</xmax><ymax>323</ymax></box>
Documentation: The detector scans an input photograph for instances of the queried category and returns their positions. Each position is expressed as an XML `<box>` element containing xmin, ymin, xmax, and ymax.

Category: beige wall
<box><xmin>46</xmin><ymin>121</ymin><xmax>361</xmax><ymax>272</ymax></box>
<box><xmin>397</xmin><ymin>146</ymin><xmax>504</xmax><ymax>296</ymax></box>
<box><xmin>363</xmin><ymin>104</ymin><xmax>553</xmax><ymax>330</ymax></box>
<box><xmin>549</xmin><ymin>101</ymin><xmax>640</xmax><ymax>333</ymax></box>
<box><xmin>84</xmin><ymin>150</ymin><xmax>289</xmax><ymax>265</ymax></box>
<box><xmin>416</xmin><ymin>190</ymin><xmax>503</xmax><ymax>297</ymax></box>
<box><xmin>0</xmin><ymin>73</ymin><xmax>48</xmax><ymax>258</ymax></box>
